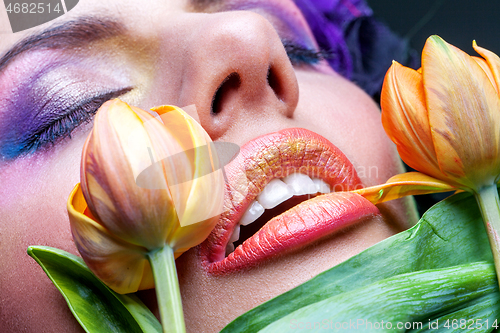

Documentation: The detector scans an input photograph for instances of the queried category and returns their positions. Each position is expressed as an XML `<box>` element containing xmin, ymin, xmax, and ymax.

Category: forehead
<box><xmin>0</xmin><ymin>0</ymin><xmax>187</xmax><ymax>52</ymax></box>
<box><xmin>0</xmin><ymin>0</ymin><xmax>305</xmax><ymax>58</ymax></box>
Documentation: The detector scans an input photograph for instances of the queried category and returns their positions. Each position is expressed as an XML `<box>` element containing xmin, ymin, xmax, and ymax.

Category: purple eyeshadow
<box><xmin>0</xmin><ymin>64</ymin><xmax>53</xmax><ymax>159</ymax></box>
<box><xmin>0</xmin><ymin>58</ymin><xmax>131</xmax><ymax>160</ymax></box>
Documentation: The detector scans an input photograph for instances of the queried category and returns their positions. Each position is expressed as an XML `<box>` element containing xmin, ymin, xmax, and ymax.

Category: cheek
<box><xmin>0</xmin><ymin>138</ymin><xmax>84</xmax><ymax>250</ymax></box>
<box><xmin>293</xmin><ymin>70</ymin><xmax>405</xmax><ymax>186</ymax></box>
<box><xmin>0</xmin><ymin>132</ymin><xmax>87</xmax><ymax>332</ymax></box>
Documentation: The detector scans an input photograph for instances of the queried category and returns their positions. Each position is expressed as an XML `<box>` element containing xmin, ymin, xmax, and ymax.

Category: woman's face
<box><xmin>0</xmin><ymin>0</ymin><xmax>416</xmax><ymax>331</ymax></box>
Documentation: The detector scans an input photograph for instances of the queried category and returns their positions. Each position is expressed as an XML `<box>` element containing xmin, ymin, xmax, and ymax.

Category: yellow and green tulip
<box><xmin>68</xmin><ymin>99</ymin><xmax>224</xmax><ymax>332</ymax></box>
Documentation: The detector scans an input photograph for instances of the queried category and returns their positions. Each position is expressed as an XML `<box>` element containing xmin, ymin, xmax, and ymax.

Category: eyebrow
<box><xmin>188</xmin><ymin>0</ymin><xmax>223</xmax><ymax>12</ymax></box>
<box><xmin>189</xmin><ymin>0</ymin><xmax>217</xmax><ymax>6</ymax></box>
<box><xmin>0</xmin><ymin>17</ymin><xmax>125</xmax><ymax>73</ymax></box>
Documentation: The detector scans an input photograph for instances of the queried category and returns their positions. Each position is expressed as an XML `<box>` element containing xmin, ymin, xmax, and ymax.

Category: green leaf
<box><xmin>27</xmin><ymin>246</ymin><xmax>161</xmax><ymax>333</ymax></box>
<box><xmin>222</xmin><ymin>191</ymin><xmax>496</xmax><ymax>333</ymax></box>
<box><xmin>261</xmin><ymin>262</ymin><xmax>498</xmax><ymax>333</ymax></box>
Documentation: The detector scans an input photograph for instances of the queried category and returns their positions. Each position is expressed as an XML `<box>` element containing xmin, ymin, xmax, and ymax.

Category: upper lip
<box><xmin>199</xmin><ymin>128</ymin><xmax>377</xmax><ymax>274</ymax></box>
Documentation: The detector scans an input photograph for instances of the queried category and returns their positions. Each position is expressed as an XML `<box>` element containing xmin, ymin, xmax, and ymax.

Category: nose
<box><xmin>168</xmin><ymin>11</ymin><xmax>299</xmax><ymax>140</ymax></box>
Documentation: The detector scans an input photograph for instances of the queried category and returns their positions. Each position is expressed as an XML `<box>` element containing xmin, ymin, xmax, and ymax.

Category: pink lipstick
<box><xmin>199</xmin><ymin>128</ymin><xmax>380</xmax><ymax>274</ymax></box>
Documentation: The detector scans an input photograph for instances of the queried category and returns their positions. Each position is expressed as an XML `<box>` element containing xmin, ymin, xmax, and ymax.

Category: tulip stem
<box><xmin>147</xmin><ymin>245</ymin><xmax>186</xmax><ymax>333</ymax></box>
<box><xmin>475</xmin><ymin>184</ymin><xmax>500</xmax><ymax>289</ymax></box>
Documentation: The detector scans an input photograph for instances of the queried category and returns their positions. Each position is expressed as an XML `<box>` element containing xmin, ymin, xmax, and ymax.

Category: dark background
<box><xmin>365</xmin><ymin>0</ymin><xmax>500</xmax><ymax>215</ymax></box>
<box><xmin>367</xmin><ymin>0</ymin><xmax>500</xmax><ymax>57</ymax></box>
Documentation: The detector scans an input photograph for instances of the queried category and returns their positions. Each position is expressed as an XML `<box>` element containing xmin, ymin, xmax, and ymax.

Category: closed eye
<box><xmin>282</xmin><ymin>39</ymin><xmax>332</xmax><ymax>66</ymax></box>
<box><xmin>15</xmin><ymin>87</ymin><xmax>132</xmax><ymax>156</ymax></box>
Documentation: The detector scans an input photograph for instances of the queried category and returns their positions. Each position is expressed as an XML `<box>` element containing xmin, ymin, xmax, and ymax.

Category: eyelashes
<box><xmin>15</xmin><ymin>87</ymin><xmax>131</xmax><ymax>156</ymax></box>
<box><xmin>282</xmin><ymin>39</ymin><xmax>332</xmax><ymax>66</ymax></box>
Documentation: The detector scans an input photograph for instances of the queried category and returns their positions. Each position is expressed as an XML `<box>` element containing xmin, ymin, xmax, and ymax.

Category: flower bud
<box><xmin>381</xmin><ymin>35</ymin><xmax>500</xmax><ymax>192</ymax></box>
<box><xmin>68</xmin><ymin>99</ymin><xmax>224</xmax><ymax>293</ymax></box>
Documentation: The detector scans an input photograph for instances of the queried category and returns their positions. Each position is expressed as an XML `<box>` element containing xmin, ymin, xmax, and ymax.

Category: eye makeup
<box><xmin>0</xmin><ymin>53</ymin><xmax>132</xmax><ymax>160</ymax></box>
<box><xmin>12</xmin><ymin>88</ymin><xmax>132</xmax><ymax>157</ymax></box>
<box><xmin>282</xmin><ymin>39</ymin><xmax>332</xmax><ymax>66</ymax></box>
<box><xmin>0</xmin><ymin>87</ymin><xmax>132</xmax><ymax>160</ymax></box>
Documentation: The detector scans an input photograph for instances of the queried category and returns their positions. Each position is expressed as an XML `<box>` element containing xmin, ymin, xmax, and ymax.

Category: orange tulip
<box><xmin>355</xmin><ymin>35</ymin><xmax>500</xmax><ymax>288</ymax></box>
<box><xmin>356</xmin><ymin>36</ymin><xmax>500</xmax><ymax>202</ymax></box>
<box><xmin>68</xmin><ymin>99</ymin><xmax>225</xmax><ymax>332</ymax></box>
<box><xmin>68</xmin><ymin>99</ymin><xmax>223</xmax><ymax>293</ymax></box>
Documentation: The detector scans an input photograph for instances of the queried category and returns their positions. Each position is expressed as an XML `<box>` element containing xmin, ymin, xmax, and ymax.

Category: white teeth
<box><xmin>256</xmin><ymin>179</ymin><xmax>294</xmax><ymax>209</ymax></box>
<box><xmin>229</xmin><ymin>225</ymin><xmax>240</xmax><ymax>243</ymax></box>
<box><xmin>240</xmin><ymin>201</ymin><xmax>265</xmax><ymax>226</ymax></box>
<box><xmin>226</xmin><ymin>225</ymin><xmax>240</xmax><ymax>256</ymax></box>
<box><xmin>283</xmin><ymin>173</ymin><xmax>318</xmax><ymax>195</ymax></box>
<box><xmin>229</xmin><ymin>174</ymin><xmax>333</xmax><ymax>256</ymax></box>
<box><xmin>312</xmin><ymin>178</ymin><xmax>331</xmax><ymax>194</ymax></box>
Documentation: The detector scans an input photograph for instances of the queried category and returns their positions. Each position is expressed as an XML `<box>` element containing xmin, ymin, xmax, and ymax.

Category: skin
<box><xmin>0</xmin><ymin>0</ymin><xmax>418</xmax><ymax>332</ymax></box>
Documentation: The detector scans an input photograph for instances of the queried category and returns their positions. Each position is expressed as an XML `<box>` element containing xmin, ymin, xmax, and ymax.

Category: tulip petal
<box><xmin>381</xmin><ymin>61</ymin><xmax>443</xmax><ymax>178</ymax></box>
<box><xmin>423</xmin><ymin>36</ymin><xmax>500</xmax><ymax>190</ymax></box>
<box><xmin>68</xmin><ymin>184</ymin><xmax>154</xmax><ymax>294</ymax></box>
<box><xmin>170</xmin><ymin>215</ymin><xmax>221</xmax><ymax>257</ymax></box>
<box><xmin>82</xmin><ymin>100</ymin><xmax>223</xmax><ymax>256</ymax></box>
<box><xmin>473</xmin><ymin>41</ymin><xmax>500</xmax><ymax>93</ymax></box>
<box><xmin>83</xmin><ymin>100</ymin><xmax>177</xmax><ymax>249</ymax></box>
<box><xmin>353</xmin><ymin>172</ymin><xmax>457</xmax><ymax>205</ymax></box>
<box><xmin>472</xmin><ymin>56</ymin><xmax>498</xmax><ymax>94</ymax></box>
<box><xmin>152</xmin><ymin>106</ymin><xmax>225</xmax><ymax>228</ymax></box>
<box><xmin>151</xmin><ymin>106</ymin><xmax>211</xmax><ymax>225</ymax></box>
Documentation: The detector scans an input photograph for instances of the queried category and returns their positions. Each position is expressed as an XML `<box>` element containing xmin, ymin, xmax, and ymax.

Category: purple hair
<box><xmin>294</xmin><ymin>0</ymin><xmax>419</xmax><ymax>99</ymax></box>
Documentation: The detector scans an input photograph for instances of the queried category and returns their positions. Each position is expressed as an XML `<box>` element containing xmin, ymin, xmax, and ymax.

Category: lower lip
<box><xmin>203</xmin><ymin>192</ymin><xmax>380</xmax><ymax>275</ymax></box>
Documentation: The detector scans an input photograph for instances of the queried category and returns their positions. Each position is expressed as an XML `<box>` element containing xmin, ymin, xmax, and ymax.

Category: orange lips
<box><xmin>199</xmin><ymin>128</ymin><xmax>380</xmax><ymax>274</ymax></box>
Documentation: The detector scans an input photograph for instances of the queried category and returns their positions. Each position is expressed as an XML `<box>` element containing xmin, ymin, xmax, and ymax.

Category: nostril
<box><xmin>267</xmin><ymin>66</ymin><xmax>285</xmax><ymax>102</ymax></box>
<box><xmin>211</xmin><ymin>72</ymin><xmax>241</xmax><ymax>115</ymax></box>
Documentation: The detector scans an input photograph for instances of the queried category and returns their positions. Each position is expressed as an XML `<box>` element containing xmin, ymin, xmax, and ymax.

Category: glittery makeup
<box><xmin>0</xmin><ymin>51</ymin><xmax>132</xmax><ymax>160</ymax></box>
